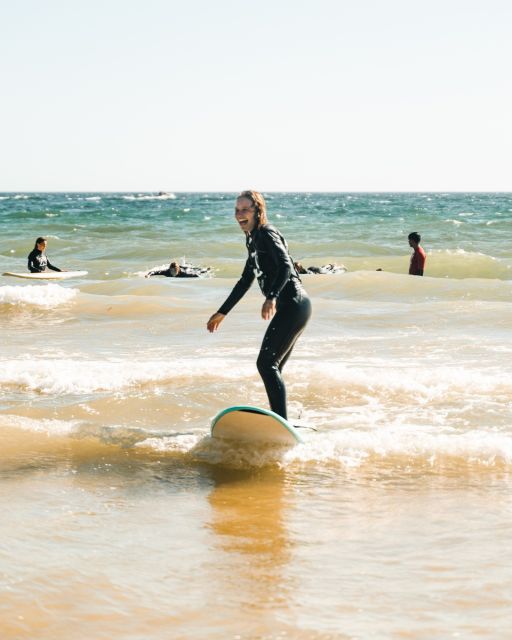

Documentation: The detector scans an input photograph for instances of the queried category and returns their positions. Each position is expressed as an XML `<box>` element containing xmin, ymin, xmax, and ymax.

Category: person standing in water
<box><xmin>27</xmin><ymin>237</ymin><xmax>62</xmax><ymax>273</ymax></box>
<box><xmin>408</xmin><ymin>232</ymin><xmax>426</xmax><ymax>276</ymax></box>
<box><xmin>207</xmin><ymin>190</ymin><xmax>312</xmax><ymax>420</ymax></box>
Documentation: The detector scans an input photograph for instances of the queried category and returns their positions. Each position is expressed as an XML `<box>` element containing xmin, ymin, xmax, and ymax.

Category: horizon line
<box><xmin>1</xmin><ymin>189</ymin><xmax>512</xmax><ymax>195</ymax></box>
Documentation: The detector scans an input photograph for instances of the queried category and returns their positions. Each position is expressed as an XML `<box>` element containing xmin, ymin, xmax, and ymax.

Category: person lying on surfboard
<box><xmin>293</xmin><ymin>261</ymin><xmax>347</xmax><ymax>275</ymax></box>
<box><xmin>207</xmin><ymin>190</ymin><xmax>312</xmax><ymax>420</ymax></box>
<box><xmin>145</xmin><ymin>261</ymin><xmax>210</xmax><ymax>278</ymax></box>
<box><xmin>27</xmin><ymin>237</ymin><xmax>62</xmax><ymax>273</ymax></box>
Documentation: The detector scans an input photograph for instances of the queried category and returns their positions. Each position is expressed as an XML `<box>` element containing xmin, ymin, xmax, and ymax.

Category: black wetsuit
<box><xmin>147</xmin><ymin>265</ymin><xmax>208</xmax><ymax>278</ymax></box>
<box><xmin>27</xmin><ymin>249</ymin><xmax>61</xmax><ymax>273</ymax></box>
<box><xmin>148</xmin><ymin>267</ymin><xmax>200</xmax><ymax>278</ymax></box>
<box><xmin>218</xmin><ymin>224</ymin><xmax>312</xmax><ymax>419</ymax></box>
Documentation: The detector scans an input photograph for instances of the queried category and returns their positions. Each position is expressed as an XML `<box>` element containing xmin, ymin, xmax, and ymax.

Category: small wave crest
<box><xmin>307</xmin><ymin>269</ymin><xmax>512</xmax><ymax>301</ymax></box>
<box><xmin>0</xmin><ymin>358</ymin><xmax>186</xmax><ymax>394</ymax></box>
<box><xmin>0</xmin><ymin>284</ymin><xmax>77</xmax><ymax>308</ymax></box>
<box><xmin>145</xmin><ymin>426</ymin><xmax>512</xmax><ymax>470</ymax></box>
<box><xmin>2</xmin><ymin>415</ymin><xmax>512</xmax><ymax>472</ymax></box>
<box><xmin>4</xmin><ymin>408</ymin><xmax>512</xmax><ymax>474</ymax></box>
<box><xmin>1</xmin><ymin>354</ymin><xmax>510</xmax><ymax>401</ymax></box>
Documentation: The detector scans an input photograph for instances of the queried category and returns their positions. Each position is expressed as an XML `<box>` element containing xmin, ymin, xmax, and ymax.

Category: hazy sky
<box><xmin>1</xmin><ymin>0</ymin><xmax>511</xmax><ymax>191</ymax></box>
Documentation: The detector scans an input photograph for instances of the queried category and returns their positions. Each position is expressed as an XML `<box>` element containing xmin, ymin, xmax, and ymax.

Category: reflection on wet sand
<box><xmin>206</xmin><ymin>466</ymin><xmax>298</xmax><ymax>632</ymax></box>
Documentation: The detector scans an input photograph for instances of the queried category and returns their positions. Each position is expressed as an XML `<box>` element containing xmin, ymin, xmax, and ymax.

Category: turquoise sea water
<box><xmin>1</xmin><ymin>192</ymin><xmax>512</xmax><ymax>639</ymax></box>
<box><xmin>1</xmin><ymin>192</ymin><xmax>511</xmax><ymax>279</ymax></box>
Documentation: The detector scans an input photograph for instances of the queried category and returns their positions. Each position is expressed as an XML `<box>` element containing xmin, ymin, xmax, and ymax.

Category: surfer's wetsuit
<box><xmin>217</xmin><ymin>224</ymin><xmax>312</xmax><ymax>419</ymax></box>
<box><xmin>147</xmin><ymin>265</ymin><xmax>208</xmax><ymax>278</ymax></box>
<box><xmin>27</xmin><ymin>249</ymin><xmax>61</xmax><ymax>273</ymax></box>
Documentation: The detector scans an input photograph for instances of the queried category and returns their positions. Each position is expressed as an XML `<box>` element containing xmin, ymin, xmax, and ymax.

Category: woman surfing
<box><xmin>207</xmin><ymin>190</ymin><xmax>312</xmax><ymax>420</ymax></box>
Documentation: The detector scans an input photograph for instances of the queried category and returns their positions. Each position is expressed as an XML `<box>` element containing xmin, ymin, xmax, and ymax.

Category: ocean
<box><xmin>1</xmin><ymin>192</ymin><xmax>511</xmax><ymax>639</ymax></box>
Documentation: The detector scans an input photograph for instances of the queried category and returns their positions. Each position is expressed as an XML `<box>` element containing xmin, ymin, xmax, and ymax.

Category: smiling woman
<box><xmin>206</xmin><ymin>190</ymin><xmax>312</xmax><ymax>420</ymax></box>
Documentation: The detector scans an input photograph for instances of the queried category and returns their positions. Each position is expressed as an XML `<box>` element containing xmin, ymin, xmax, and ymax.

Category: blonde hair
<box><xmin>238</xmin><ymin>190</ymin><xmax>268</xmax><ymax>228</ymax></box>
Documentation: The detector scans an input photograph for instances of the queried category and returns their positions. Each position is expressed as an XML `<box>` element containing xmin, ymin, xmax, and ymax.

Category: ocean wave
<box><xmin>3</xmin><ymin>413</ymin><xmax>511</xmax><ymax>472</ymax></box>
<box><xmin>0</xmin><ymin>359</ymin><xmax>177</xmax><ymax>394</ymax></box>
<box><xmin>281</xmin><ymin>425</ymin><xmax>512</xmax><ymax>469</ymax></box>
<box><xmin>293</xmin><ymin>249</ymin><xmax>511</xmax><ymax>281</ymax></box>
<box><xmin>305</xmin><ymin>269</ymin><xmax>512</xmax><ymax>302</ymax></box>
<box><xmin>0</xmin><ymin>284</ymin><xmax>77</xmax><ymax>308</ymax></box>
<box><xmin>0</xmin><ymin>357</ymin><xmax>255</xmax><ymax>394</ymax></box>
<box><xmin>419</xmin><ymin>249</ymin><xmax>510</xmax><ymax>280</ymax></box>
<box><xmin>0</xmin><ymin>414</ymin><xmax>80</xmax><ymax>436</ymax></box>
<box><xmin>1</xmin><ymin>352</ymin><xmax>510</xmax><ymax>405</ymax></box>
<box><xmin>183</xmin><ymin>424</ymin><xmax>512</xmax><ymax>470</ymax></box>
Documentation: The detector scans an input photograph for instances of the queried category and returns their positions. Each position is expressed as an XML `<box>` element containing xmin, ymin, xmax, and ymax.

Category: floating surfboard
<box><xmin>211</xmin><ymin>405</ymin><xmax>303</xmax><ymax>445</ymax></box>
<box><xmin>3</xmin><ymin>270</ymin><xmax>88</xmax><ymax>280</ymax></box>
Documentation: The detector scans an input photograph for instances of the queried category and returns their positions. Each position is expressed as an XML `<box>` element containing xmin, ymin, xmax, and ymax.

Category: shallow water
<box><xmin>1</xmin><ymin>192</ymin><xmax>512</xmax><ymax>638</ymax></box>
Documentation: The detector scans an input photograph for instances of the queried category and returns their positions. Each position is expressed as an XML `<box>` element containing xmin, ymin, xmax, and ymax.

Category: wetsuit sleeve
<box><xmin>28</xmin><ymin>251</ymin><xmax>40</xmax><ymax>273</ymax></box>
<box><xmin>46</xmin><ymin>259</ymin><xmax>61</xmax><ymax>272</ymax></box>
<box><xmin>217</xmin><ymin>258</ymin><xmax>255</xmax><ymax>315</ymax></box>
<box><xmin>261</xmin><ymin>227</ymin><xmax>293</xmax><ymax>299</ymax></box>
<box><xmin>148</xmin><ymin>269</ymin><xmax>171</xmax><ymax>277</ymax></box>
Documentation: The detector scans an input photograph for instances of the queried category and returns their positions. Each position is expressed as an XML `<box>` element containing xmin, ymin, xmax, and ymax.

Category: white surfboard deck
<box><xmin>3</xmin><ymin>270</ymin><xmax>88</xmax><ymax>280</ymax></box>
<box><xmin>211</xmin><ymin>405</ymin><xmax>303</xmax><ymax>445</ymax></box>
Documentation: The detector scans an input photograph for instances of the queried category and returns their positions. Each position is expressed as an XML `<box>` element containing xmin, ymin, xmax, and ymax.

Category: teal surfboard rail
<box><xmin>211</xmin><ymin>405</ymin><xmax>303</xmax><ymax>444</ymax></box>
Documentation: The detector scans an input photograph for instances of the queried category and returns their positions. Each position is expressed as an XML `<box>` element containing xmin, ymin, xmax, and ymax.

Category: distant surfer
<box><xmin>294</xmin><ymin>261</ymin><xmax>347</xmax><ymax>275</ymax></box>
<box><xmin>146</xmin><ymin>261</ymin><xmax>210</xmax><ymax>278</ymax></box>
<box><xmin>27</xmin><ymin>237</ymin><xmax>62</xmax><ymax>273</ymax></box>
<box><xmin>207</xmin><ymin>190</ymin><xmax>312</xmax><ymax>420</ymax></box>
<box><xmin>408</xmin><ymin>232</ymin><xmax>426</xmax><ymax>276</ymax></box>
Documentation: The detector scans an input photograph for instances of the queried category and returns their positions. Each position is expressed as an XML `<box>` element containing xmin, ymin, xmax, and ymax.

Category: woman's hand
<box><xmin>207</xmin><ymin>312</ymin><xmax>225</xmax><ymax>333</ymax></box>
<box><xmin>261</xmin><ymin>298</ymin><xmax>276</xmax><ymax>321</ymax></box>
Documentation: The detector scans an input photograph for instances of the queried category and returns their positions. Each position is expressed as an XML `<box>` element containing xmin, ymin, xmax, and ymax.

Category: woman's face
<box><xmin>37</xmin><ymin>240</ymin><xmax>47</xmax><ymax>251</ymax></box>
<box><xmin>235</xmin><ymin>197</ymin><xmax>257</xmax><ymax>234</ymax></box>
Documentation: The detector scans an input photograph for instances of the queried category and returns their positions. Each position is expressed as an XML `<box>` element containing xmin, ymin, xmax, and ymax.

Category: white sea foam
<box><xmin>292</xmin><ymin>360</ymin><xmax>512</xmax><ymax>400</ymax></box>
<box><xmin>0</xmin><ymin>414</ymin><xmax>81</xmax><ymax>436</ymax></box>
<box><xmin>281</xmin><ymin>425</ymin><xmax>512</xmax><ymax>468</ymax></box>
<box><xmin>122</xmin><ymin>193</ymin><xmax>176</xmax><ymax>201</ymax></box>
<box><xmin>0</xmin><ymin>284</ymin><xmax>77</xmax><ymax>307</ymax></box>
<box><xmin>137</xmin><ymin>433</ymin><xmax>203</xmax><ymax>453</ymax></box>
<box><xmin>1</xmin><ymin>352</ymin><xmax>510</xmax><ymax>413</ymax></box>
<box><xmin>0</xmin><ymin>357</ymin><xmax>254</xmax><ymax>394</ymax></box>
<box><xmin>3</xmin><ymin>411</ymin><xmax>512</xmax><ymax>470</ymax></box>
<box><xmin>136</xmin><ymin>424</ymin><xmax>512</xmax><ymax>470</ymax></box>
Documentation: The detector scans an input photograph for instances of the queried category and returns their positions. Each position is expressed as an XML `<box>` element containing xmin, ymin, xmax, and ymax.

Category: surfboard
<box><xmin>2</xmin><ymin>270</ymin><xmax>88</xmax><ymax>280</ymax></box>
<box><xmin>211</xmin><ymin>405</ymin><xmax>303</xmax><ymax>445</ymax></box>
